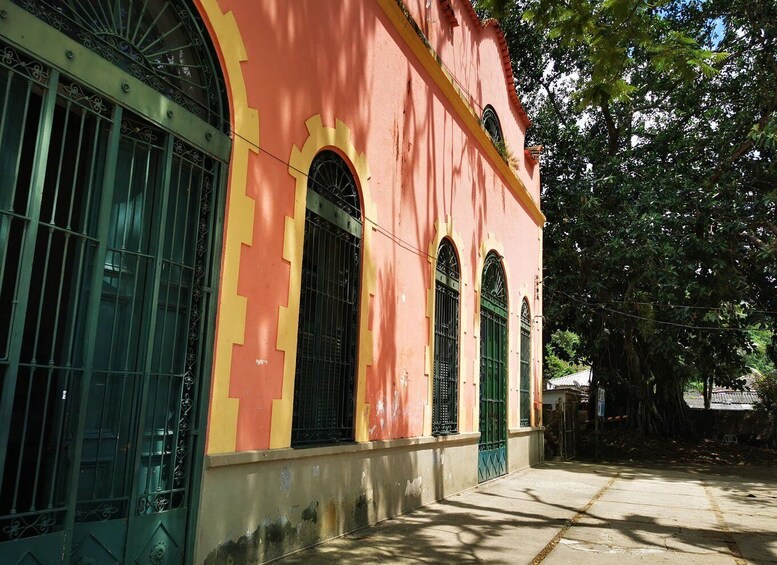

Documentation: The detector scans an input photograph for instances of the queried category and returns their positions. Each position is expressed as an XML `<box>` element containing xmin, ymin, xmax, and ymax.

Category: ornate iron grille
<box><xmin>481</xmin><ymin>252</ymin><xmax>507</xmax><ymax>309</ymax></box>
<box><xmin>478</xmin><ymin>252</ymin><xmax>507</xmax><ymax>483</ymax></box>
<box><xmin>0</xmin><ymin>53</ymin><xmax>113</xmax><ymax>543</ymax></box>
<box><xmin>520</xmin><ymin>300</ymin><xmax>531</xmax><ymax>427</ymax></box>
<box><xmin>292</xmin><ymin>151</ymin><xmax>362</xmax><ymax>447</ymax></box>
<box><xmin>0</xmin><ymin>16</ymin><xmax>226</xmax><ymax>559</ymax></box>
<box><xmin>12</xmin><ymin>0</ymin><xmax>228</xmax><ymax>132</ymax></box>
<box><xmin>482</xmin><ymin>105</ymin><xmax>502</xmax><ymax>145</ymax></box>
<box><xmin>432</xmin><ymin>239</ymin><xmax>459</xmax><ymax>435</ymax></box>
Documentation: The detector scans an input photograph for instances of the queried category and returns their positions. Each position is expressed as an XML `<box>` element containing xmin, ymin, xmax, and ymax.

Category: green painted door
<box><xmin>478</xmin><ymin>254</ymin><xmax>508</xmax><ymax>483</ymax></box>
<box><xmin>0</xmin><ymin>1</ymin><xmax>228</xmax><ymax>562</ymax></box>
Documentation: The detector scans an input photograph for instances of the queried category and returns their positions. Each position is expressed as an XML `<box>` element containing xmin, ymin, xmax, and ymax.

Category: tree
<box><xmin>477</xmin><ymin>0</ymin><xmax>777</xmax><ymax>435</ymax></box>
<box><xmin>544</xmin><ymin>330</ymin><xmax>588</xmax><ymax>381</ymax></box>
<box><xmin>753</xmin><ymin>371</ymin><xmax>777</xmax><ymax>448</ymax></box>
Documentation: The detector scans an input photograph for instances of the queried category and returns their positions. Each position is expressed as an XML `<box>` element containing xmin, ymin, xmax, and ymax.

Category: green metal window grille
<box><xmin>432</xmin><ymin>238</ymin><xmax>459</xmax><ymax>436</ymax></box>
<box><xmin>11</xmin><ymin>0</ymin><xmax>229</xmax><ymax>133</ymax></box>
<box><xmin>292</xmin><ymin>150</ymin><xmax>362</xmax><ymax>447</ymax></box>
<box><xmin>478</xmin><ymin>252</ymin><xmax>508</xmax><ymax>483</ymax></box>
<box><xmin>520</xmin><ymin>300</ymin><xmax>531</xmax><ymax>427</ymax></box>
<box><xmin>482</xmin><ymin>105</ymin><xmax>502</xmax><ymax>145</ymax></box>
<box><xmin>0</xmin><ymin>1</ymin><xmax>228</xmax><ymax>561</ymax></box>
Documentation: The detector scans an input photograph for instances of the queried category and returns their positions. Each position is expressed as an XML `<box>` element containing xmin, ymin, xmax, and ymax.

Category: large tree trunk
<box><xmin>655</xmin><ymin>376</ymin><xmax>694</xmax><ymax>438</ymax></box>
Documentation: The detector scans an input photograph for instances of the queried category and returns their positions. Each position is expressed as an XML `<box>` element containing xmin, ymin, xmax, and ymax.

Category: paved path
<box><xmin>274</xmin><ymin>462</ymin><xmax>777</xmax><ymax>564</ymax></box>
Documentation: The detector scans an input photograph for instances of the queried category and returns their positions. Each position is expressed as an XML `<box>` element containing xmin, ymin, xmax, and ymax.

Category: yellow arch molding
<box><xmin>198</xmin><ymin>0</ymin><xmax>260</xmax><ymax>455</ymax></box>
<box><xmin>272</xmin><ymin>115</ymin><xmax>377</xmax><ymax>448</ymax></box>
<box><xmin>423</xmin><ymin>218</ymin><xmax>468</xmax><ymax>435</ymax></box>
<box><xmin>473</xmin><ymin>234</ymin><xmax>512</xmax><ymax>433</ymax></box>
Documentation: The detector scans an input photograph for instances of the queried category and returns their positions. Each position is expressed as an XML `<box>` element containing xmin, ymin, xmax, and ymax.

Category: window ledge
<box><xmin>508</xmin><ymin>427</ymin><xmax>544</xmax><ymax>437</ymax></box>
<box><xmin>207</xmin><ymin>432</ymin><xmax>481</xmax><ymax>468</ymax></box>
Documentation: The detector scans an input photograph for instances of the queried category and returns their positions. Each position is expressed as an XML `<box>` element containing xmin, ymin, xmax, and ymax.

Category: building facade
<box><xmin>0</xmin><ymin>0</ymin><xmax>543</xmax><ymax>562</ymax></box>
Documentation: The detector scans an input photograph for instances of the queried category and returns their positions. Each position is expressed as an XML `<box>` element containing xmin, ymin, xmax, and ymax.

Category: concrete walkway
<box><xmin>274</xmin><ymin>462</ymin><xmax>777</xmax><ymax>564</ymax></box>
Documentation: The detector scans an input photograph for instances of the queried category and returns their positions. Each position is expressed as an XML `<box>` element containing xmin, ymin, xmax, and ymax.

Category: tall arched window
<box><xmin>0</xmin><ymin>1</ymin><xmax>229</xmax><ymax>562</ymax></box>
<box><xmin>478</xmin><ymin>252</ymin><xmax>508</xmax><ymax>483</ymax></box>
<box><xmin>482</xmin><ymin>105</ymin><xmax>503</xmax><ymax>145</ymax></box>
<box><xmin>433</xmin><ymin>238</ymin><xmax>460</xmax><ymax>435</ymax></box>
<box><xmin>292</xmin><ymin>150</ymin><xmax>362</xmax><ymax>446</ymax></box>
<box><xmin>520</xmin><ymin>300</ymin><xmax>532</xmax><ymax>427</ymax></box>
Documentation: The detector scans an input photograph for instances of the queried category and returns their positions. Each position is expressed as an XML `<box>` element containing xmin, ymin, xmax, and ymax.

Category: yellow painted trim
<box><xmin>272</xmin><ymin>115</ymin><xmax>376</xmax><ymax>448</ymax></box>
<box><xmin>376</xmin><ymin>0</ymin><xmax>545</xmax><ymax>226</ymax></box>
<box><xmin>199</xmin><ymin>1</ymin><xmax>260</xmax><ymax>455</ymax></box>
<box><xmin>473</xmin><ymin>235</ymin><xmax>509</xmax><ymax>432</ymax></box>
<box><xmin>423</xmin><ymin>218</ymin><xmax>467</xmax><ymax>436</ymax></box>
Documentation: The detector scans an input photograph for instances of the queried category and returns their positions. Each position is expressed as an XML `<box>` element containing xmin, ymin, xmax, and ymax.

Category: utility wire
<box><xmin>546</xmin><ymin>284</ymin><xmax>773</xmax><ymax>333</ymax></box>
<box><xmin>538</xmin><ymin>278</ymin><xmax>777</xmax><ymax>315</ymax></box>
<box><xmin>226</xmin><ymin>128</ymin><xmax>775</xmax><ymax>329</ymax></box>
<box><xmin>229</xmin><ymin>126</ymin><xmax>438</xmax><ymax>263</ymax></box>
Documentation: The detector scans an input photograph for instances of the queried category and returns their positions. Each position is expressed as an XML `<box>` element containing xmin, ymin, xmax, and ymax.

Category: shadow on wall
<box><xmin>223</xmin><ymin>0</ymin><xmax>380</xmax><ymax>448</ymax></box>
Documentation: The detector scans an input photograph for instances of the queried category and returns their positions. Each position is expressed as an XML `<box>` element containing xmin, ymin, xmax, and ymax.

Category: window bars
<box><xmin>520</xmin><ymin>300</ymin><xmax>531</xmax><ymax>427</ymax></box>
<box><xmin>432</xmin><ymin>239</ymin><xmax>460</xmax><ymax>435</ymax></box>
<box><xmin>481</xmin><ymin>105</ymin><xmax>503</xmax><ymax>145</ymax></box>
<box><xmin>292</xmin><ymin>151</ymin><xmax>362</xmax><ymax>446</ymax></box>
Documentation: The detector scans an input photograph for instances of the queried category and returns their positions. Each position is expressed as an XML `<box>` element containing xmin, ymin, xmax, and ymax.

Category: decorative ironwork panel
<box><xmin>307</xmin><ymin>150</ymin><xmax>361</xmax><ymax>220</ymax></box>
<box><xmin>432</xmin><ymin>239</ymin><xmax>459</xmax><ymax>435</ymax></box>
<box><xmin>482</xmin><ymin>252</ymin><xmax>507</xmax><ymax>311</ymax></box>
<box><xmin>520</xmin><ymin>300</ymin><xmax>531</xmax><ymax>427</ymax></box>
<box><xmin>435</xmin><ymin>238</ymin><xmax>459</xmax><ymax>282</ymax></box>
<box><xmin>482</xmin><ymin>105</ymin><xmax>502</xmax><ymax>145</ymax></box>
<box><xmin>11</xmin><ymin>0</ymin><xmax>228</xmax><ymax>132</ymax></box>
<box><xmin>292</xmin><ymin>151</ymin><xmax>362</xmax><ymax>447</ymax></box>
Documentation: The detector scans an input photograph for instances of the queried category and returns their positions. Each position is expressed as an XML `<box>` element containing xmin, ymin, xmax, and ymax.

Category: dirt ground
<box><xmin>583</xmin><ymin>427</ymin><xmax>777</xmax><ymax>467</ymax></box>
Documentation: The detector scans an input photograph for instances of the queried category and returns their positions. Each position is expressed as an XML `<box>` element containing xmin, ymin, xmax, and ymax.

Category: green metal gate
<box><xmin>0</xmin><ymin>1</ymin><xmax>229</xmax><ymax>562</ymax></box>
<box><xmin>478</xmin><ymin>253</ymin><xmax>507</xmax><ymax>483</ymax></box>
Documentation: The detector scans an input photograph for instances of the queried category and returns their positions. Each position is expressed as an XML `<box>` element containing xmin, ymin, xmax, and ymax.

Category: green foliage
<box><xmin>544</xmin><ymin>330</ymin><xmax>588</xmax><ymax>380</ymax></box>
<box><xmin>481</xmin><ymin>0</ymin><xmax>777</xmax><ymax>435</ymax></box>
<box><xmin>753</xmin><ymin>371</ymin><xmax>777</xmax><ymax>414</ymax></box>
<box><xmin>745</xmin><ymin>331</ymin><xmax>776</xmax><ymax>376</ymax></box>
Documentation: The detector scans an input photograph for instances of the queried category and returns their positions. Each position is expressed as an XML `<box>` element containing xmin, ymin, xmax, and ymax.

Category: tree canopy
<box><xmin>477</xmin><ymin>0</ymin><xmax>777</xmax><ymax>434</ymax></box>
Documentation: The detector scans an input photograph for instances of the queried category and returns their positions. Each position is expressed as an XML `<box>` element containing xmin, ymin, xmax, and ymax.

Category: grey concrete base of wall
<box><xmin>508</xmin><ymin>427</ymin><xmax>545</xmax><ymax>473</ymax></box>
<box><xmin>195</xmin><ymin>429</ymin><xmax>543</xmax><ymax>563</ymax></box>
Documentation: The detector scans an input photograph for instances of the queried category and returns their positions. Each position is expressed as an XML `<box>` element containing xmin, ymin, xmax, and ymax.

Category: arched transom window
<box><xmin>482</xmin><ymin>105</ymin><xmax>503</xmax><ymax>145</ymax></box>
<box><xmin>14</xmin><ymin>0</ymin><xmax>228</xmax><ymax>130</ymax></box>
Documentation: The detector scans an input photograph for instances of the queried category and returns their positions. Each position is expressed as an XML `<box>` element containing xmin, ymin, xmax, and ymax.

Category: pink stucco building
<box><xmin>0</xmin><ymin>0</ymin><xmax>542</xmax><ymax>562</ymax></box>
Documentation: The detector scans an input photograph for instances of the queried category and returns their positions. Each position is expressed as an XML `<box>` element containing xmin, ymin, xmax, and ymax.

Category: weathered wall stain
<box><xmin>301</xmin><ymin>501</ymin><xmax>318</xmax><ymax>523</ymax></box>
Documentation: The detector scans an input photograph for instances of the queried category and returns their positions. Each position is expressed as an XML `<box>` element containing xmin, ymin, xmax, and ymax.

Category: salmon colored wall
<box><xmin>206</xmin><ymin>0</ymin><xmax>542</xmax><ymax>453</ymax></box>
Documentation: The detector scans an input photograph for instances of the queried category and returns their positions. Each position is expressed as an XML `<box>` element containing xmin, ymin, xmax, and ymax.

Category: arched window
<box><xmin>0</xmin><ymin>1</ymin><xmax>229</xmax><ymax>561</ymax></box>
<box><xmin>292</xmin><ymin>150</ymin><xmax>362</xmax><ymax>446</ymax></box>
<box><xmin>520</xmin><ymin>300</ymin><xmax>532</xmax><ymax>427</ymax></box>
<box><xmin>13</xmin><ymin>0</ymin><xmax>228</xmax><ymax>130</ymax></box>
<box><xmin>433</xmin><ymin>238</ymin><xmax>460</xmax><ymax>435</ymax></box>
<box><xmin>478</xmin><ymin>252</ymin><xmax>508</xmax><ymax>483</ymax></box>
<box><xmin>482</xmin><ymin>105</ymin><xmax>503</xmax><ymax>145</ymax></box>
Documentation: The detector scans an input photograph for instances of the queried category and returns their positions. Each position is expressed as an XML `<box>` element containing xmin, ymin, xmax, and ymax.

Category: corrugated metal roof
<box><xmin>684</xmin><ymin>389</ymin><xmax>759</xmax><ymax>410</ymax></box>
<box><xmin>546</xmin><ymin>368</ymin><xmax>592</xmax><ymax>389</ymax></box>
